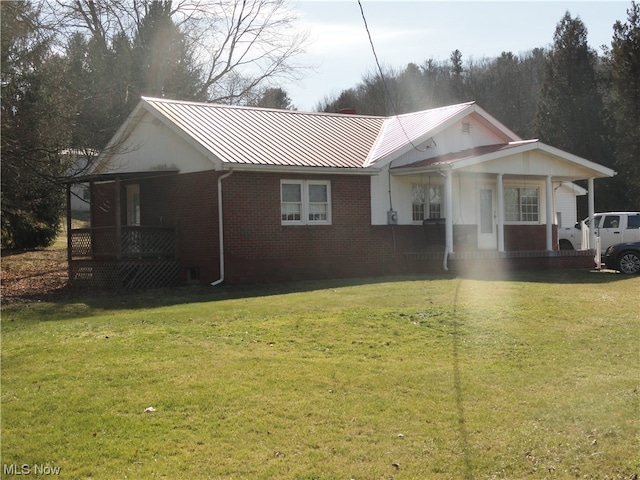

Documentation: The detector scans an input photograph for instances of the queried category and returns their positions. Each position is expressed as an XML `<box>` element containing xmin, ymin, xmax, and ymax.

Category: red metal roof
<box><xmin>144</xmin><ymin>98</ymin><xmax>385</xmax><ymax>169</ymax></box>
<box><xmin>367</xmin><ymin>102</ymin><xmax>476</xmax><ymax>165</ymax></box>
<box><xmin>394</xmin><ymin>141</ymin><xmax>536</xmax><ymax>169</ymax></box>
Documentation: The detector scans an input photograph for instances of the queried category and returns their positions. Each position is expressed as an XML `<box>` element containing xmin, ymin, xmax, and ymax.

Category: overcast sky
<box><xmin>284</xmin><ymin>1</ymin><xmax>630</xmax><ymax>111</ymax></box>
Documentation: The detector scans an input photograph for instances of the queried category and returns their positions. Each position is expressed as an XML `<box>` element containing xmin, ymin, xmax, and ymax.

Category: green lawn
<box><xmin>1</xmin><ymin>271</ymin><xmax>638</xmax><ymax>479</ymax></box>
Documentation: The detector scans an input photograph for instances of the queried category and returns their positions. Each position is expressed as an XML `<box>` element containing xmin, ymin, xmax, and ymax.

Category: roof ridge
<box><xmin>141</xmin><ymin>96</ymin><xmax>385</xmax><ymax>118</ymax></box>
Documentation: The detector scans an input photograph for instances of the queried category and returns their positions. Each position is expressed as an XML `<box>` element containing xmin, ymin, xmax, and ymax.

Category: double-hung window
<box><xmin>412</xmin><ymin>184</ymin><xmax>442</xmax><ymax>222</ymax></box>
<box><xmin>281</xmin><ymin>180</ymin><xmax>331</xmax><ymax>225</ymax></box>
<box><xmin>505</xmin><ymin>187</ymin><xmax>539</xmax><ymax>222</ymax></box>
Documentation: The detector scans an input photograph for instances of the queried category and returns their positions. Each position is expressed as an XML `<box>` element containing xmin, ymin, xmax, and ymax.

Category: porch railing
<box><xmin>69</xmin><ymin>226</ymin><xmax>176</xmax><ymax>260</ymax></box>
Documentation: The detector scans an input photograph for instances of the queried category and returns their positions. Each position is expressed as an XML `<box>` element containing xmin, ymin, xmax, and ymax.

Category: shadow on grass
<box><xmin>5</xmin><ymin>267</ymin><xmax>636</xmax><ymax>320</ymax></box>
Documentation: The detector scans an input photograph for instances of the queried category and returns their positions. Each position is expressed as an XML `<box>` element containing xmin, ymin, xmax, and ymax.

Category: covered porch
<box><xmin>390</xmin><ymin>140</ymin><xmax>616</xmax><ymax>259</ymax></box>
<box><xmin>64</xmin><ymin>170</ymin><xmax>180</xmax><ymax>289</ymax></box>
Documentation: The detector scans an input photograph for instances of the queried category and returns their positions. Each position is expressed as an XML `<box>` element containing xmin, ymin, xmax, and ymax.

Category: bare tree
<box><xmin>49</xmin><ymin>0</ymin><xmax>309</xmax><ymax>104</ymax></box>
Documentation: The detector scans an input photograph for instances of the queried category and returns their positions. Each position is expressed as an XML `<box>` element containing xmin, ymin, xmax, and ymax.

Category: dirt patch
<box><xmin>1</xmin><ymin>249</ymin><xmax>69</xmax><ymax>304</ymax></box>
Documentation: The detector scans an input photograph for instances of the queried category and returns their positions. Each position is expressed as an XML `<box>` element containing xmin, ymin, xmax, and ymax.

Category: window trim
<box><xmin>411</xmin><ymin>183</ymin><xmax>443</xmax><ymax>224</ymax></box>
<box><xmin>280</xmin><ymin>180</ymin><xmax>332</xmax><ymax>225</ymax></box>
<box><xmin>504</xmin><ymin>186</ymin><xmax>539</xmax><ymax>223</ymax></box>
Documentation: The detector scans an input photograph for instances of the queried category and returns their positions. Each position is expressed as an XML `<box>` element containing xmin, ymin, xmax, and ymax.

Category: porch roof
<box><xmin>390</xmin><ymin>140</ymin><xmax>616</xmax><ymax>180</ymax></box>
<box><xmin>63</xmin><ymin>169</ymin><xmax>180</xmax><ymax>184</ymax></box>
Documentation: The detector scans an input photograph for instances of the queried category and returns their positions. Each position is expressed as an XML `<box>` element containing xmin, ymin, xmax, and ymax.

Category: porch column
<box><xmin>445</xmin><ymin>169</ymin><xmax>454</xmax><ymax>253</ymax></box>
<box><xmin>66</xmin><ymin>183</ymin><xmax>72</xmax><ymax>273</ymax></box>
<box><xmin>497</xmin><ymin>173</ymin><xmax>505</xmax><ymax>252</ymax></box>
<box><xmin>115</xmin><ymin>176</ymin><xmax>122</xmax><ymax>260</ymax></box>
<box><xmin>546</xmin><ymin>175</ymin><xmax>553</xmax><ymax>251</ymax></box>
<box><xmin>588</xmin><ymin>177</ymin><xmax>595</xmax><ymax>251</ymax></box>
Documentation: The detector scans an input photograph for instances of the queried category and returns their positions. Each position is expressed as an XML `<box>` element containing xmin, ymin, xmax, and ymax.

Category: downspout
<box><xmin>211</xmin><ymin>169</ymin><xmax>234</xmax><ymax>286</ymax></box>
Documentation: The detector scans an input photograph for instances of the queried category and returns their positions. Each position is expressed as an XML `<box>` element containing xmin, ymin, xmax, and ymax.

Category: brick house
<box><xmin>65</xmin><ymin>97</ymin><xmax>615</xmax><ymax>288</ymax></box>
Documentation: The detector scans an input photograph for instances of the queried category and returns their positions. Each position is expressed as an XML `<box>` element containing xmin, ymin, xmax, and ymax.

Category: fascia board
<box><xmin>536</xmin><ymin>143</ymin><xmax>616</xmax><ymax>177</ymax></box>
<box><xmin>560</xmin><ymin>181</ymin><xmax>588</xmax><ymax>196</ymax></box>
<box><xmin>449</xmin><ymin>141</ymin><xmax>616</xmax><ymax>178</ymax></box>
<box><xmin>220</xmin><ymin>163</ymin><xmax>381</xmax><ymax>176</ymax></box>
<box><xmin>450</xmin><ymin>141</ymin><xmax>538</xmax><ymax>170</ymax></box>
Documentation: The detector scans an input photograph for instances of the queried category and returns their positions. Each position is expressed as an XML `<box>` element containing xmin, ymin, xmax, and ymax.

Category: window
<box><xmin>412</xmin><ymin>184</ymin><xmax>442</xmax><ymax>222</ymax></box>
<box><xmin>504</xmin><ymin>187</ymin><xmax>538</xmax><ymax>222</ymax></box>
<box><xmin>126</xmin><ymin>184</ymin><xmax>140</xmax><ymax>226</ymax></box>
<box><xmin>627</xmin><ymin>215</ymin><xmax>640</xmax><ymax>229</ymax></box>
<box><xmin>602</xmin><ymin>215</ymin><xmax>620</xmax><ymax>229</ymax></box>
<box><xmin>281</xmin><ymin>180</ymin><xmax>331</xmax><ymax>225</ymax></box>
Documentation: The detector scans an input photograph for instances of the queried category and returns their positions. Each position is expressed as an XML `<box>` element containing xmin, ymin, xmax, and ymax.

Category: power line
<box><xmin>356</xmin><ymin>0</ymin><xmax>431</xmax><ymax>153</ymax></box>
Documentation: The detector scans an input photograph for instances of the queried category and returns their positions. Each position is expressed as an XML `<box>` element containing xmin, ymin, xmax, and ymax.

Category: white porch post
<box><xmin>445</xmin><ymin>169</ymin><xmax>454</xmax><ymax>254</ymax></box>
<box><xmin>546</xmin><ymin>175</ymin><xmax>553</xmax><ymax>251</ymax></box>
<box><xmin>497</xmin><ymin>173</ymin><xmax>505</xmax><ymax>252</ymax></box>
<box><xmin>588</xmin><ymin>177</ymin><xmax>595</xmax><ymax>250</ymax></box>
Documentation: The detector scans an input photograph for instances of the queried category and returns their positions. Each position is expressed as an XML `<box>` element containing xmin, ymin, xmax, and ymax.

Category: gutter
<box><xmin>211</xmin><ymin>169</ymin><xmax>234</xmax><ymax>286</ymax></box>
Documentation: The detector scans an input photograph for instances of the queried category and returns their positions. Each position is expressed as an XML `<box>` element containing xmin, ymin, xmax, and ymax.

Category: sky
<box><xmin>283</xmin><ymin>1</ymin><xmax>630</xmax><ymax>111</ymax></box>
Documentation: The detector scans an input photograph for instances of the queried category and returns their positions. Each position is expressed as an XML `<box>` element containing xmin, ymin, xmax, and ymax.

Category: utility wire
<box><xmin>356</xmin><ymin>0</ymin><xmax>431</xmax><ymax>153</ymax></box>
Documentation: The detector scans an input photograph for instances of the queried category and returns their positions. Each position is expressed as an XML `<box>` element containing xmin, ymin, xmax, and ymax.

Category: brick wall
<box><xmin>89</xmin><ymin>171</ymin><xmax>577</xmax><ymax>286</ymax></box>
<box><xmin>504</xmin><ymin>224</ymin><xmax>558</xmax><ymax>251</ymax></box>
<box><xmin>221</xmin><ymin>172</ymin><xmax>424</xmax><ymax>283</ymax></box>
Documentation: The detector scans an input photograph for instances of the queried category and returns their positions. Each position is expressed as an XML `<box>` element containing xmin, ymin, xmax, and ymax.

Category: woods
<box><xmin>2</xmin><ymin>0</ymin><xmax>639</xmax><ymax>249</ymax></box>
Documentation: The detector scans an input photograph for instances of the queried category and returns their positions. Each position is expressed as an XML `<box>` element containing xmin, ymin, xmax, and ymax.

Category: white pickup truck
<box><xmin>558</xmin><ymin>212</ymin><xmax>640</xmax><ymax>251</ymax></box>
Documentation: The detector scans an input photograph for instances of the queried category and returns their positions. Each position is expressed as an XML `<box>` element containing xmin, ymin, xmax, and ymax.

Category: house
<box><xmin>65</xmin><ymin>97</ymin><xmax>615</xmax><ymax>288</ymax></box>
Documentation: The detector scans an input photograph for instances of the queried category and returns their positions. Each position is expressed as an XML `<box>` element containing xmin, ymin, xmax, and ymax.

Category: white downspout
<box><xmin>443</xmin><ymin>169</ymin><xmax>454</xmax><ymax>272</ymax></box>
<box><xmin>211</xmin><ymin>169</ymin><xmax>234</xmax><ymax>286</ymax></box>
<box><xmin>545</xmin><ymin>175</ymin><xmax>553</xmax><ymax>251</ymax></box>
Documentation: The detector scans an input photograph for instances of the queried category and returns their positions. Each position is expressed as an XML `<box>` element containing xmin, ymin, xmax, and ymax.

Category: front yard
<box><xmin>1</xmin><ymin>266</ymin><xmax>638</xmax><ymax>479</ymax></box>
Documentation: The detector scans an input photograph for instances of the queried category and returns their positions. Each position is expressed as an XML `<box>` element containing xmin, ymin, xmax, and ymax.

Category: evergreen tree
<box><xmin>449</xmin><ymin>49</ymin><xmax>465</xmax><ymax>102</ymax></box>
<box><xmin>1</xmin><ymin>1</ymin><xmax>75</xmax><ymax>249</ymax></box>
<box><xmin>252</xmin><ymin>87</ymin><xmax>295</xmax><ymax>109</ymax></box>
<box><xmin>535</xmin><ymin>12</ymin><xmax>610</xmax><ymax>164</ymax></box>
<box><xmin>606</xmin><ymin>1</ymin><xmax>640</xmax><ymax>208</ymax></box>
<box><xmin>535</xmin><ymin>12</ymin><xmax>613</xmax><ymax>211</ymax></box>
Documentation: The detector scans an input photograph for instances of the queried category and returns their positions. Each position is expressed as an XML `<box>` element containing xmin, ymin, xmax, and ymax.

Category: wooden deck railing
<box><xmin>69</xmin><ymin>226</ymin><xmax>176</xmax><ymax>260</ymax></box>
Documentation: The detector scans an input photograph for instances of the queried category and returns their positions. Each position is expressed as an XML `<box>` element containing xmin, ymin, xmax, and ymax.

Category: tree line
<box><xmin>1</xmin><ymin>1</ymin><xmax>638</xmax><ymax>249</ymax></box>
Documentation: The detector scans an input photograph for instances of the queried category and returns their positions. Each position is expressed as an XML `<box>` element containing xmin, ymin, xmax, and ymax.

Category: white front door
<box><xmin>478</xmin><ymin>186</ymin><xmax>497</xmax><ymax>249</ymax></box>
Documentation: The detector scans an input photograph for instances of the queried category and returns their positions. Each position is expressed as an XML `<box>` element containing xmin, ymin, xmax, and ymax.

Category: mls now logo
<box><xmin>3</xmin><ymin>464</ymin><xmax>62</xmax><ymax>475</ymax></box>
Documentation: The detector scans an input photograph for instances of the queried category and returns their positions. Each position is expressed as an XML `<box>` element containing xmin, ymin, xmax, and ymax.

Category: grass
<box><xmin>1</xmin><ymin>271</ymin><xmax>639</xmax><ymax>479</ymax></box>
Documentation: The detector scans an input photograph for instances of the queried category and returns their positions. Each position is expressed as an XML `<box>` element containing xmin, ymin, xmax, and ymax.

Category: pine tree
<box><xmin>607</xmin><ymin>1</ymin><xmax>640</xmax><ymax>208</ymax></box>
<box><xmin>535</xmin><ymin>12</ymin><xmax>610</xmax><ymax>164</ymax></box>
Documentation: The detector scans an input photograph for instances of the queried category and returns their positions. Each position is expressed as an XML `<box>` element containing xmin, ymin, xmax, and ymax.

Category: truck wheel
<box><xmin>618</xmin><ymin>251</ymin><xmax>640</xmax><ymax>275</ymax></box>
<box><xmin>559</xmin><ymin>240</ymin><xmax>574</xmax><ymax>250</ymax></box>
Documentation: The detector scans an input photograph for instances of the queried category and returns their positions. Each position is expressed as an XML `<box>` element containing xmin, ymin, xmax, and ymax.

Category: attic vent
<box><xmin>461</xmin><ymin>122</ymin><xmax>471</xmax><ymax>134</ymax></box>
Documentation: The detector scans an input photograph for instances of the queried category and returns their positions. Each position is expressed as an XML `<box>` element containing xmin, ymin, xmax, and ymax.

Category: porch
<box><xmin>68</xmin><ymin>226</ymin><xmax>179</xmax><ymax>289</ymax></box>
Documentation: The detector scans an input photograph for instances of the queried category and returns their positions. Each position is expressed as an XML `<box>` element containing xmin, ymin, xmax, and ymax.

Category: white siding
<box><xmin>107</xmin><ymin>112</ymin><xmax>217</xmax><ymax>174</ymax></box>
<box><xmin>555</xmin><ymin>183</ymin><xmax>584</xmax><ymax>228</ymax></box>
<box><xmin>390</xmin><ymin>115</ymin><xmax>510</xmax><ymax>168</ymax></box>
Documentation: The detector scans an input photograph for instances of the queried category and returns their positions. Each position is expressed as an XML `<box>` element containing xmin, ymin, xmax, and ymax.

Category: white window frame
<box><xmin>411</xmin><ymin>183</ymin><xmax>443</xmax><ymax>224</ymax></box>
<box><xmin>281</xmin><ymin>180</ymin><xmax>331</xmax><ymax>225</ymax></box>
<box><xmin>504</xmin><ymin>186</ymin><xmax>539</xmax><ymax>223</ymax></box>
